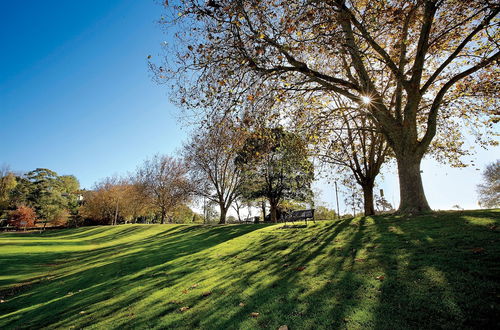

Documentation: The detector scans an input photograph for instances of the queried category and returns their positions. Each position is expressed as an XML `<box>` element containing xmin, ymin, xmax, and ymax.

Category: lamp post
<box><xmin>334</xmin><ymin>181</ymin><xmax>340</xmax><ymax>219</ymax></box>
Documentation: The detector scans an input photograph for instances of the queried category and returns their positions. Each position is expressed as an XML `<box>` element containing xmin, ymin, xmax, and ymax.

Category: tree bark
<box><xmin>269</xmin><ymin>200</ymin><xmax>278</xmax><ymax>223</ymax></box>
<box><xmin>218</xmin><ymin>205</ymin><xmax>227</xmax><ymax>224</ymax></box>
<box><xmin>261</xmin><ymin>199</ymin><xmax>266</xmax><ymax>222</ymax></box>
<box><xmin>160</xmin><ymin>209</ymin><xmax>166</xmax><ymax>224</ymax></box>
<box><xmin>396</xmin><ymin>154</ymin><xmax>431</xmax><ymax>214</ymax></box>
<box><xmin>361</xmin><ymin>182</ymin><xmax>375</xmax><ymax>216</ymax></box>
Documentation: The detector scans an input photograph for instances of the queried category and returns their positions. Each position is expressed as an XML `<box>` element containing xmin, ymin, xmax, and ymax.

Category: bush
<box><xmin>9</xmin><ymin>206</ymin><xmax>37</xmax><ymax>228</ymax></box>
<box><xmin>52</xmin><ymin>209</ymin><xmax>70</xmax><ymax>227</ymax></box>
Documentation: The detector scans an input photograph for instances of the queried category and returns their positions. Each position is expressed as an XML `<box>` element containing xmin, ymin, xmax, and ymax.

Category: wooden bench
<box><xmin>283</xmin><ymin>209</ymin><xmax>315</xmax><ymax>225</ymax></box>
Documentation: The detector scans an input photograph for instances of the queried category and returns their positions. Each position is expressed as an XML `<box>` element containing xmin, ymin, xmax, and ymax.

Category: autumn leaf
<box><xmin>376</xmin><ymin>275</ymin><xmax>385</xmax><ymax>281</ymax></box>
<box><xmin>250</xmin><ymin>312</ymin><xmax>260</xmax><ymax>317</ymax></box>
<box><xmin>239</xmin><ymin>302</ymin><xmax>245</xmax><ymax>307</ymax></box>
<box><xmin>472</xmin><ymin>247</ymin><xmax>485</xmax><ymax>254</ymax></box>
<box><xmin>182</xmin><ymin>289</ymin><xmax>189</xmax><ymax>294</ymax></box>
<box><xmin>179</xmin><ymin>306</ymin><xmax>190</xmax><ymax>312</ymax></box>
<box><xmin>295</xmin><ymin>266</ymin><xmax>306</xmax><ymax>271</ymax></box>
<box><xmin>191</xmin><ymin>283</ymin><xmax>199</xmax><ymax>288</ymax></box>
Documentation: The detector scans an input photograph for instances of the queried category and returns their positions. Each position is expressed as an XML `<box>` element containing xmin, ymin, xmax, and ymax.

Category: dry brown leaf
<box><xmin>472</xmin><ymin>247</ymin><xmax>486</xmax><ymax>254</ymax></box>
<box><xmin>191</xmin><ymin>283</ymin><xmax>199</xmax><ymax>288</ymax></box>
<box><xmin>376</xmin><ymin>275</ymin><xmax>385</xmax><ymax>281</ymax></box>
<box><xmin>179</xmin><ymin>306</ymin><xmax>190</xmax><ymax>312</ymax></box>
<box><xmin>250</xmin><ymin>312</ymin><xmax>260</xmax><ymax>317</ymax></box>
<box><xmin>282</xmin><ymin>263</ymin><xmax>289</xmax><ymax>268</ymax></box>
<box><xmin>239</xmin><ymin>302</ymin><xmax>245</xmax><ymax>307</ymax></box>
<box><xmin>278</xmin><ymin>326</ymin><xmax>289</xmax><ymax>330</ymax></box>
<box><xmin>295</xmin><ymin>266</ymin><xmax>306</xmax><ymax>271</ymax></box>
<box><xmin>182</xmin><ymin>289</ymin><xmax>189</xmax><ymax>294</ymax></box>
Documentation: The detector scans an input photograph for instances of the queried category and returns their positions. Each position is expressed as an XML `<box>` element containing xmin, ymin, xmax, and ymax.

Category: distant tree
<box><xmin>315</xmin><ymin>206</ymin><xmax>337</xmax><ymax>221</ymax></box>
<box><xmin>8</xmin><ymin>206</ymin><xmax>37</xmax><ymax>229</ymax></box>
<box><xmin>375</xmin><ymin>194</ymin><xmax>395</xmax><ymax>213</ymax></box>
<box><xmin>0</xmin><ymin>165</ymin><xmax>17</xmax><ymax>214</ymax></box>
<box><xmin>342</xmin><ymin>177</ymin><xmax>364</xmax><ymax>217</ymax></box>
<box><xmin>231</xmin><ymin>197</ymin><xmax>245</xmax><ymax>222</ymax></box>
<box><xmin>10</xmin><ymin>169</ymin><xmax>78</xmax><ymax>228</ymax></box>
<box><xmin>236</xmin><ymin>127</ymin><xmax>314</xmax><ymax>222</ymax></box>
<box><xmin>183</xmin><ymin>117</ymin><xmax>244</xmax><ymax>224</ymax></box>
<box><xmin>314</xmin><ymin>98</ymin><xmax>390</xmax><ymax>216</ymax></box>
<box><xmin>477</xmin><ymin>160</ymin><xmax>500</xmax><ymax>208</ymax></box>
<box><xmin>80</xmin><ymin>177</ymin><xmax>138</xmax><ymax>225</ymax></box>
<box><xmin>171</xmin><ymin>204</ymin><xmax>199</xmax><ymax>223</ymax></box>
<box><xmin>136</xmin><ymin>155</ymin><xmax>192</xmax><ymax>224</ymax></box>
<box><xmin>59</xmin><ymin>175</ymin><xmax>80</xmax><ymax>214</ymax></box>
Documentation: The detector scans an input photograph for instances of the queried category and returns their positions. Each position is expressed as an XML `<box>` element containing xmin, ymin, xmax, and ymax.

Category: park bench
<box><xmin>283</xmin><ymin>209</ymin><xmax>315</xmax><ymax>225</ymax></box>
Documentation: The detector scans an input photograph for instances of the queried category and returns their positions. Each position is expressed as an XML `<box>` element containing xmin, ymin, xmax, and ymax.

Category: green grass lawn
<box><xmin>0</xmin><ymin>210</ymin><xmax>499</xmax><ymax>329</ymax></box>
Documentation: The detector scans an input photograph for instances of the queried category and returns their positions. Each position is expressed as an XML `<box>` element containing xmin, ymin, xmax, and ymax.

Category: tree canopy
<box><xmin>477</xmin><ymin>160</ymin><xmax>500</xmax><ymax>208</ymax></box>
<box><xmin>236</xmin><ymin>127</ymin><xmax>314</xmax><ymax>222</ymax></box>
<box><xmin>158</xmin><ymin>0</ymin><xmax>499</xmax><ymax>214</ymax></box>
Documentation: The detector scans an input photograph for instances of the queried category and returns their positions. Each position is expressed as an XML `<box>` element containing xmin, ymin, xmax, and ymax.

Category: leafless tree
<box><xmin>136</xmin><ymin>155</ymin><xmax>192</xmax><ymax>224</ymax></box>
<box><xmin>182</xmin><ymin>118</ymin><xmax>243</xmax><ymax>224</ymax></box>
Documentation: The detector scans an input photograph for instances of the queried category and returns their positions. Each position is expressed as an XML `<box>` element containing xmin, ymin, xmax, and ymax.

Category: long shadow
<box><xmin>1</xmin><ymin>211</ymin><xmax>498</xmax><ymax>329</ymax></box>
<box><xmin>0</xmin><ymin>224</ymin><xmax>265</xmax><ymax>329</ymax></box>
<box><xmin>127</xmin><ymin>218</ymin><xmax>371</xmax><ymax>329</ymax></box>
<box><xmin>370</xmin><ymin>210</ymin><xmax>500</xmax><ymax>329</ymax></box>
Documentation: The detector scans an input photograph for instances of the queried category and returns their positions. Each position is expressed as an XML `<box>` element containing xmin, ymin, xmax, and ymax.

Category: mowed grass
<box><xmin>0</xmin><ymin>210</ymin><xmax>499</xmax><ymax>329</ymax></box>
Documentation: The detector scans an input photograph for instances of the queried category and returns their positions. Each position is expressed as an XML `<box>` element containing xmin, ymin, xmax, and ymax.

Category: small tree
<box><xmin>80</xmin><ymin>177</ymin><xmax>151</xmax><ymax>225</ymax></box>
<box><xmin>9</xmin><ymin>206</ymin><xmax>37</xmax><ymax>229</ymax></box>
<box><xmin>236</xmin><ymin>127</ymin><xmax>314</xmax><ymax>222</ymax></box>
<box><xmin>314</xmin><ymin>98</ymin><xmax>390</xmax><ymax>216</ymax></box>
<box><xmin>183</xmin><ymin>117</ymin><xmax>244</xmax><ymax>224</ymax></box>
<box><xmin>136</xmin><ymin>155</ymin><xmax>192</xmax><ymax>224</ymax></box>
<box><xmin>477</xmin><ymin>160</ymin><xmax>500</xmax><ymax>208</ymax></box>
<box><xmin>315</xmin><ymin>206</ymin><xmax>337</xmax><ymax>221</ymax></box>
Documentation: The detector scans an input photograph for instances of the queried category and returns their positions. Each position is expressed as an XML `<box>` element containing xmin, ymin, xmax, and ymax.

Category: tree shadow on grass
<box><xmin>369</xmin><ymin>210</ymin><xmax>500</xmax><ymax>329</ymax></box>
<box><xmin>1</xmin><ymin>211</ymin><xmax>498</xmax><ymax>329</ymax></box>
<box><xmin>0</xmin><ymin>224</ymin><xmax>265</xmax><ymax>329</ymax></box>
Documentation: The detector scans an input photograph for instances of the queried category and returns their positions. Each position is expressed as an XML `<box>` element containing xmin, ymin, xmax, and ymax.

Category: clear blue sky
<box><xmin>0</xmin><ymin>1</ymin><xmax>497</xmax><ymax>211</ymax></box>
<box><xmin>0</xmin><ymin>0</ymin><xmax>185</xmax><ymax>189</ymax></box>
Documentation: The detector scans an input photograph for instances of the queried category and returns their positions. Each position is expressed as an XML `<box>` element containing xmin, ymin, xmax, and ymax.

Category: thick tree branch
<box><xmin>419</xmin><ymin>50</ymin><xmax>500</xmax><ymax>152</ymax></box>
<box><xmin>421</xmin><ymin>7</ymin><xmax>500</xmax><ymax>94</ymax></box>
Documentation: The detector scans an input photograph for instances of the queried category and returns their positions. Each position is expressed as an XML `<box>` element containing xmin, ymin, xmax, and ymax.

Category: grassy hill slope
<box><xmin>0</xmin><ymin>210</ymin><xmax>499</xmax><ymax>329</ymax></box>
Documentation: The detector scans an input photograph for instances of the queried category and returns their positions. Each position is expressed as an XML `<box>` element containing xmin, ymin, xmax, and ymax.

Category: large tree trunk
<box><xmin>396</xmin><ymin>153</ymin><xmax>431</xmax><ymax>214</ymax></box>
<box><xmin>260</xmin><ymin>199</ymin><xmax>266</xmax><ymax>222</ymax></box>
<box><xmin>160</xmin><ymin>209</ymin><xmax>166</xmax><ymax>224</ymax></box>
<box><xmin>218</xmin><ymin>204</ymin><xmax>227</xmax><ymax>224</ymax></box>
<box><xmin>361</xmin><ymin>182</ymin><xmax>375</xmax><ymax>216</ymax></box>
<box><xmin>269</xmin><ymin>200</ymin><xmax>278</xmax><ymax>223</ymax></box>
